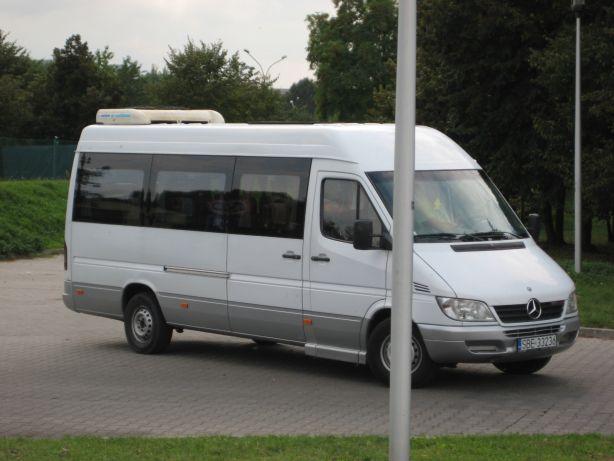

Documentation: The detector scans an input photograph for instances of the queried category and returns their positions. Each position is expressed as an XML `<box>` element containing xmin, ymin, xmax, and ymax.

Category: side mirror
<box><xmin>353</xmin><ymin>220</ymin><xmax>374</xmax><ymax>250</ymax></box>
<box><xmin>527</xmin><ymin>213</ymin><xmax>541</xmax><ymax>241</ymax></box>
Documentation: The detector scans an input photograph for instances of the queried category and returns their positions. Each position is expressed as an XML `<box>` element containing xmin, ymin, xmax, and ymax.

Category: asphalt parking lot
<box><xmin>1</xmin><ymin>255</ymin><xmax>613</xmax><ymax>437</ymax></box>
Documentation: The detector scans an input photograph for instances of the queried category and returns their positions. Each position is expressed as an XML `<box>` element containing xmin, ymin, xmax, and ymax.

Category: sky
<box><xmin>2</xmin><ymin>0</ymin><xmax>336</xmax><ymax>88</ymax></box>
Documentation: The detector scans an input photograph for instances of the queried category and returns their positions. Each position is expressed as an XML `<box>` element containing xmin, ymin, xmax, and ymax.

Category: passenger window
<box><xmin>227</xmin><ymin>157</ymin><xmax>311</xmax><ymax>239</ymax></box>
<box><xmin>74</xmin><ymin>153</ymin><xmax>149</xmax><ymax>226</ymax></box>
<box><xmin>149</xmin><ymin>155</ymin><xmax>234</xmax><ymax>232</ymax></box>
<box><xmin>321</xmin><ymin>179</ymin><xmax>383</xmax><ymax>242</ymax></box>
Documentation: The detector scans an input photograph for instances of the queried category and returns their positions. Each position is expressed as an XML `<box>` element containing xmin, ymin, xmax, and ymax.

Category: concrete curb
<box><xmin>580</xmin><ymin>327</ymin><xmax>614</xmax><ymax>340</ymax></box>
<box><xmin>0</xmin><ymin>248</ymin><xmax>63</xmax><ymax>262</ymax></box>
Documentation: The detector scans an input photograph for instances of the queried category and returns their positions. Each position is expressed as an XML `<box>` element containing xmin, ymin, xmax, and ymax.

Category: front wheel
<box><xmin>367</xmin><ymin>319</ymin><xmax>438</xmax><ymax>388</ymax></box>
<box><xmin>493</xmin><ymin>357</ymin><xmax>551</xmax><ymax>375</ymax></box>
<box><xmin>124</xmin><ymin>292</ymin><xmax>172</xmax><ymax>354</ymax></box>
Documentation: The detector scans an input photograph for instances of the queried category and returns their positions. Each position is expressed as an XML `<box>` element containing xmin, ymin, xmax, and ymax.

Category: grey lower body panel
<box><xmin>228</xmin><ymin>301</ymin><xmax>305</xmax><ymax>343</ymax></box>
<box><xmin>63</xmin><ymin>281</ymin><xmax>75</xmax><ymax>311</ymax></box>
<box><xmin>419</xmin><ymin>316</ymin><xmax>581</xmax><ymax>364</ymax></box>
<box><xmin>72</xmin><ymin>282</ymin><xmax>123</xmax><ymax>318</ymax></box>
<box><xmin>63</xmin><ymin>280</ymin><xmax>366</xmax><ymax>362</ymax></box>
<box><xmin>166</xmin><ymin>321</ymin><xmax>306</xmax><ymax>346</ymax></box>
<box><xmin>159</xmin><ymin>292</ymin><xmax>229</xmax><ymax>331</ymax></box>
<box><xmin>303</xmin><ymin>310</ymin><xmax>363</xmax><ymax>353</ymax></box>
<box><xmin>304</xmin><ymin>343</ymin><xmax>366</xmax><ymax>365</ymax></box>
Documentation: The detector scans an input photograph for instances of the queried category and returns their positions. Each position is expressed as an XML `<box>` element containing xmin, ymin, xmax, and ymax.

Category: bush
<box><xmin>0</xmin><ymin>180</ymin><xmax>68</xmax><ymax>258</ymax></box>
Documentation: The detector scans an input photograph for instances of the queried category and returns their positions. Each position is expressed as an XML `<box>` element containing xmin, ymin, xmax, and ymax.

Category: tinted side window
<box><xmin>74</xmin><ymin>153</ymin><xmax>149</xmax><ymax>226</ymax></box>
<box><xmin>149</xmin><ymin>155</ymin><xmax>234</xmax><ymax>232</ymax></box>
<box><xmin>321</xmin><ymin>179</ymin><xmax>383</xmax><ymax>242</ymax></box>
<box><xmin>227</xmin><ymin>157</ymin><xmax>311</xmax><ymax>239</ymax></box>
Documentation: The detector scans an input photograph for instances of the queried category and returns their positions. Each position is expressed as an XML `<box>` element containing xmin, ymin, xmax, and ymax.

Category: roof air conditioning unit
<box><xmin>96</xmin><ymin>109</ymin><xmax>225</xmax><ymax>125</ymax></box>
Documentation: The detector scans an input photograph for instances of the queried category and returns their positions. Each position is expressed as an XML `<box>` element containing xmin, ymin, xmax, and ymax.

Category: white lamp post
<box><xmin>389</xmin><ymin>0</ymin><xmax>416</xmax><ymax>459</ymax></box>
<box><xmin>572</xmin><ymin>0</ymin><xmax>584</xmax><ymax>273</ymax></box>
<box><xmin>243</xmin><ymin>49</ymin><xmax>287</xmax><ymax>82</ymax></box>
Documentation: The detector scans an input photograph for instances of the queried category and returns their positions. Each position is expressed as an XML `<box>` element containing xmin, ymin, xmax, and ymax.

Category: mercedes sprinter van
<box><xmin>63</xmin><ymin>109</ymin><xmax>580</xmax><ymax>387</ymax></box>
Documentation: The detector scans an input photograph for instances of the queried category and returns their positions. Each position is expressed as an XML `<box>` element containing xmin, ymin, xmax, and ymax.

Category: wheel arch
<box><xmin>122</xmin><ymin>280</ymin><xmax>159</xmax><ymax>318</ymax></box>
<box><xmin>360</xmin><ymin>299</ymin><xmax>391</xmax><ymax>352</ymax></box>
<box><xmin>360</xmin><ymin>299</ymin><xmax>427</xmax><ymax>353</ymax></box>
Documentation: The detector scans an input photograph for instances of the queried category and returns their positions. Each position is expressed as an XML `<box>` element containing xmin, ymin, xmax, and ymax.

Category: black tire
<box><xmin>252</xmin><ymin>339</ymin><xmax>277</xmax><ymax>346</ymax></box>
<box><xmin>124</xmin><ymin>291</ymin><xmax>172</xmax><ymax>354</ymax></box>
<box><xmin>367</xmin><ymin>318</ymin><xmax>438</xmax><ymax>388</ymax></box>
<box><xmin>493</xmin><ymin>356</ymin><xmax>551</xmax><ymax>375</ymax></box>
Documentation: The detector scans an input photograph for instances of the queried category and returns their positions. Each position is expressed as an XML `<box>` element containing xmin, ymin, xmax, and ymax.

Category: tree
<box><xmin>307</xmin><ymin>0</ymin><xmax>397</xmax><ymax>121</ymax></box>
<box><xmin>117</xmin><ymin>57</ymin><xmax>148</xmax><ymax>107</ymax></box>
<box><xmin>95</xmin><ymin>46</ymin><xmax>122</xmax><ymax>108</ymax></box>
<box><xmin>36</xmin><ymin>34</ymin><xmax>103</xmax><ymax>140</ymax></box>
<box><xmin>530</xmin><ymin>2</ymin><xmax>614</xmax><ymax>247</ymax></box>
<box><xmin>93</xmin><ymin>50</ymin><xmax>149</xmax><ymax>108</ymax></box>
<box><xmin>307</xmin><ymin>0</ymin><xmax>614</xmax><ymax>248</ymax></box>
<box><xmin>31</xmin><ymin>35</ymin><xmax>150</xmax><ymax>140</ymax></box>
<box><xmin>0</xmin><ymin>30</ymin><xmax>38</xmax><ymax>138</ymax></box>
<box><xmin>0</xmin><ymin>30</ymin><xmax>30</xmax><ymax>76</ymax></box>
<box><xmin>285</xmin><ymin>78</ymin><xmax>317</xmax><ymax>121</ymax></box>
<box><xmin>157</xmin><ymin>40</ymin><xmax>283</xmax><ymax>122</ymax></box>
<box><xmin>416</xmin><ymin>0</ymin><xmax>571</xmax><ymax>245</ymax></box>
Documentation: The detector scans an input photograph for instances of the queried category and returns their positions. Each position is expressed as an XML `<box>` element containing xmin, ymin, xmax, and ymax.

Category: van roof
<box><xmin>77</xmin><ymin>123</ymin><xmax>480</xmax><ymax>172</ymax></box>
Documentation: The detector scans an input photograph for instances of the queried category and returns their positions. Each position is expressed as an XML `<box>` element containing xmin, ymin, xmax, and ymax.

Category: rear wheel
<box><xmin>493</xmin><ymin>356</ymin><xmax>551</xmax><ymax>375</ymax></box>
<box><xmin>367</xmin><ymin>319</ymin><xmax>438</xmax><ymax>388</ymax></box>
<box><xmin>124</xmin><ymin>292</ymin><xmax>172</xmax><ymax>354</ymax></box>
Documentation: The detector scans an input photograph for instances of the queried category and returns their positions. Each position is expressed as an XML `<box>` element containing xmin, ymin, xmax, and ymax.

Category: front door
<box><xmin>306</xmin><ymin>172</ymin><xmax>389</xmax><ymax>355</ymax></box>
<box><xmin>226</xmin><ymin>157</ymin><xmax>311</xmax><ymax>342</ymax></box>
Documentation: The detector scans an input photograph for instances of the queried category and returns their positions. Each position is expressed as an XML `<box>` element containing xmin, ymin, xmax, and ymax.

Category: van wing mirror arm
<box><xmin>379</xmin><ymin>231</ymin><xmax>392</xmax><ymax>250</ymax></box>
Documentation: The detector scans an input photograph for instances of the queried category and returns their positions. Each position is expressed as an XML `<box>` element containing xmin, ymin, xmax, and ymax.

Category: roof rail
<box><xmin>96</xmin><ymin>108</ymin><xmax>225</xmax><ymax>125</ymax></box>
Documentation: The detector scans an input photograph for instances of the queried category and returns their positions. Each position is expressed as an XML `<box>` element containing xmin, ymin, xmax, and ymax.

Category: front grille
<box><xmin>493</xmin><ymin>300</ymin><xmax>564</xmax><ymax>323</ymax></box>
<box><xmin>504</xmin><ymin>325</ymin><xmax>563</xmax><ymax>338</ymax></box>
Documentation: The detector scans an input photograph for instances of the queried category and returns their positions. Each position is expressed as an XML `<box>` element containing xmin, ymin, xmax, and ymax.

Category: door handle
<box><xmin>282</xmin><ymin>251</ymin><xmax>301</xmax><ymax>260</ymax></box>
<box><xmin>311</xmin><ymin>254</ymin><xmax>330</xmax><ymax>262</ymax></box>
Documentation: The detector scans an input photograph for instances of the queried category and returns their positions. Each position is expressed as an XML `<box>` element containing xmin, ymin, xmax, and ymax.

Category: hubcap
<box><xmin>380</xmin><ymin>334</ymin><xmax>422</xmax><ymax>374</ymax></box>
<box><xmin>131</xmin><ymin>306</ymin><xmax>153</xmax><ymax>344</ymax></box>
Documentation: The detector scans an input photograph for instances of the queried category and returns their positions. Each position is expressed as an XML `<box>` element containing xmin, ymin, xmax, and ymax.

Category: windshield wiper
<box><xmin>415</xmin><ymin>233</ymin><xmax>482</xmax><ymax>242</ymax></box>
<box><xmin>464</xmin><ymin>230</ymin><xmax>524</xmax><ymax>240</ymax></box>
<box><xmin>415</xmin><ymin>231</ymin><xmax>523</xmax><ymax>242</ymax></box>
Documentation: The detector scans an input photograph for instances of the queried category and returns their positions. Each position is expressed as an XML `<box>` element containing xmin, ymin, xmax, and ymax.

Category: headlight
<box><xmin>566</xmin><ymin>291</ymin><xmax>578</xmax><ymax>315</ymax></box>
<box><xmin>436</xmin><ymin>297</ymin><xmax>495</xmax><ymax>322</ymax></box>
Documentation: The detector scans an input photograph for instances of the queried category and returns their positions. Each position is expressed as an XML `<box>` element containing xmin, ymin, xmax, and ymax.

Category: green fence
<box><xmin>0</xmin><ymin>138</ymin><xmax>77</xmax><ymax>180</ymax></box>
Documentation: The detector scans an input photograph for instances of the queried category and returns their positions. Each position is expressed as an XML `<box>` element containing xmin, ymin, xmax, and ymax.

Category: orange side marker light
<box><xmin>75</xmin><ymin>289</ymin><xmax>85</xmax><ymax>296</ymax></box>
<box><xmin>180</xmin><ymin>302</ymin><xmax>189</xmax><ymax>309</ymax></box>
<box><xmin>303</xmin><ymin>318</ymin><xmax>313</xmax><ymax>326</ymax></box>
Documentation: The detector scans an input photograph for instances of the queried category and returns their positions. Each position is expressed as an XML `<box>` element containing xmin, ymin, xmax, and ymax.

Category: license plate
<box><xmin>517</xmin><ymin>334</ymin><xmax>558</xmax><ymax>352</ymax></box>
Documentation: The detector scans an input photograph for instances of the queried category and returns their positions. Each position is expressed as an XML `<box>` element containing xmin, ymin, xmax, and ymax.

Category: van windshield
<box><xmin>367</xmin><ymin>170</ymin><xmax>528</xmax><ymax>242</ymax></box>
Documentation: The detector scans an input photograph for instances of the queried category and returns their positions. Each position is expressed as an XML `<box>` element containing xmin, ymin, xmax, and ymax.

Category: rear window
<box><xmin>73</xmin><ymin>153</ymin><xmax>148</xmax><ymax>226</ymax></box>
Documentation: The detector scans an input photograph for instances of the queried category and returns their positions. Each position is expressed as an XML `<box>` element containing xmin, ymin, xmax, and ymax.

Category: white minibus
<box><xmin>63</xmin><ymin>109</ymin><xmax>580</xmax><ymax>387</ymax></box>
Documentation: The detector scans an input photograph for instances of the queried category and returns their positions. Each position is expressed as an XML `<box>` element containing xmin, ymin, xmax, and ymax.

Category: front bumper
<box><xmin>420</xmin><ymin>315</ymin><xmax>580</xmax><ymax>364</ymax></box>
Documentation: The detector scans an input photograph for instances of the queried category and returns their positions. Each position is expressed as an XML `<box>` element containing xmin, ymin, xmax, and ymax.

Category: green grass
<box><xmin>2</xmin><ymin>435</ymin><xmax>613</xmax><ymax>461</ymax></box>
<box><xmin>542</xmin><ymin>199</ymin><xmax>614</xmax><ymax>263</ymax></box>
<box><xmin>0</xmin><ymin>180</ymin><xmax>68</xmax><ymax>259</ymax></box>
<box><xmin>556</xmin><ymin>258</ymin><xmax>614</xmax><ymax>329</ymax></box>
<box><xmin>542</xmin><ymin>201</ymin><xmax>614</xmax><ymax>329</ymax></box>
